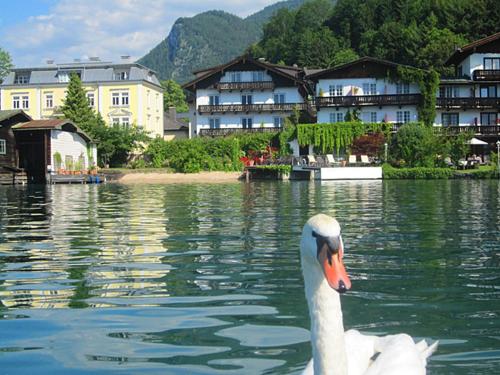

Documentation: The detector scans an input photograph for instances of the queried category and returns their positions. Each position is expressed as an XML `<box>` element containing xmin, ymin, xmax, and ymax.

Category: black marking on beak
<box><xmin>312</xmin><ymin>231</ymin><xmax>341</xmax><ymax>266</ymax></box>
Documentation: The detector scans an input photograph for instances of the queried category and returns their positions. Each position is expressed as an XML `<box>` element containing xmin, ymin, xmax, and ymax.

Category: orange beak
<box><xmin>318</xmin><ymin>243</ymin><xmax>351</xmax><ymax>293</ymax></box>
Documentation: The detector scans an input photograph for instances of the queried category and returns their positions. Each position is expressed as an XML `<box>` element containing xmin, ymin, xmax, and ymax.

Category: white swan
<box><xmin>300</xmin><ymin>214</ymin><xmax>438</xmax><ymax>375</ymax></box>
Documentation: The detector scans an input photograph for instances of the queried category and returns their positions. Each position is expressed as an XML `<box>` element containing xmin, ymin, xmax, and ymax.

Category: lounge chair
<box><xmin>307</xmin><ymin>155</ymin><xmax>318</xmax><ymax>166</ymax></box>
<box><xmin>348</xmin><ymin>155</ymin><xmax>357</xmax><ymax>165</ymax></box>
<box><xmin>326</xmin><ymin>154</ymin><xmax>340</xmax><ymax>167</ymax></box>
<box><xmin>360</xmin><ymin>155</ymin><xmax>370</xmax><ymax>165</ymax></box>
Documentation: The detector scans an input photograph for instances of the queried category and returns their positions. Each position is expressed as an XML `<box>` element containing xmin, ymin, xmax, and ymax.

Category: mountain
<box><xmin>138</xmin><ymin>0</ymin><xmax>305</xmax><ymax>83</ymax></box>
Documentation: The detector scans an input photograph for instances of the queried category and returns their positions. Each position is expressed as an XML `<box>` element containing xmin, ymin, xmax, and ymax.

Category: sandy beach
<box><xmin>111</xmin><ymin>171</ymin><xmax>244</xmax><ymax>184</ymax></box>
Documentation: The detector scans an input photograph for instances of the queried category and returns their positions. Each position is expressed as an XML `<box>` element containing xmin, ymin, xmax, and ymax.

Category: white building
<box><xmin>436</xmin><ymin>32</ymin><xmax>499</xmax><ymax>131</ymax></box>
<box><xmin>183</xmin><ymin>55</ymin><xmax>313</xmax><ymax>137</ymax></box>
<box><xmin>306</xmin><ymin>57</ymin><xmax>421</xmax><ymax>126</ymax></box>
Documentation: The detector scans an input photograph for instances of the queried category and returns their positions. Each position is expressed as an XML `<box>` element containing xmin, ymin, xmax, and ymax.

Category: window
<box><xmin>396</xmin><ymin>83</ymin><xmax>410</xmax><ymax>94</ymax></box>
<box><xmin>0</xmin><ymin>139</ymin><xmax>6</xmax><ymax>155</ymax></box>
<box><xmin>442</xmin><ymin>113</ymin><xmax>459</xmax><ymax>127</ymax></box>
<box><xmin>252</xmin><ymin>71</ymin><xmax>264</xmax><ymax>81</ymax></box>
<box><xmin>12</xmin><ymin>96</ymin><xmax>20</xmax><ymax>109</ymax></box>
<box><xmin>480</xmin><ymin>85</ymin><xmax>497</xmax><ymax>98</ymax></box>
<box><xmin>273</xmin><ymin>93</ymin><xmax>285</xmax><ymax>104</ymax></box>
<box><xmin>230</xmin><ymin>72</ymin><xmax>242</xmax><ymax>82</ymax></box>
<box><xmin>112</xmin><ymin>117</ymin><xmax>120</xmax><ymax>126</ymax></box>
<box><xmin>111</xmin><ymin>91</ymin><xmax>129</xmax><ymax>106</ymax></box>
<box><xmin>14</xmin><ymin>74</ymin><xmax>29</xmax><ymax>84</ymax></box>
<box><xmin>242</xmin><ymin>117</ymin><xmax>253</xmax><ymax>129</ymax></box>
<box><xmin>484</xmin><ymin>57</ymin><xmax>500</xmax><ymax>70</ymax></box>
<box><xmin>86</xmin><ymin>92</ymin><xmax>95</xmax><ymax>107</ymax></box>
<box><xmin>114</xmin><ymin>71</ymin><xmax>129</xmax><ymax>80</ymax></box>
<box><xmin>273</xmin><ymin>117</ymin><xmax>284</xmax><ymax>128</ymax></box>
<box><xmin>329</xmin><ymin>112</ymin><xmax>344</xmax><ymax>123</ymax></box>
<box><xmin>480</xmin><ymin>112</ymin><xmax>497</xmax><ymax>126</ymax></box>
<box><xmin>397</xmin><ymin>111</ymin><xmax>411</xmax><ymax>123</ymax></box>
<box><xmin>121</xmin><ymin>117</ymin><xmax>130</xmax><ymax>128</ymax></box>
<box><xmin>241</xmin><ymin>94</ymin><xmax>252</xmax><ymax>105</ymax></box>
<box><xmin>13</xmin><ymin>95</ymin><xmax>29</xmax><ymax>109</ymax></box>
<box><xmin>362</xmin><ymin>83</ymin><xmax>377</xmax><ymax>95</ymax></box>
<box><xmin>209</xmin><ymin>118</ymin><xmax>220</xmax><ymax>129</ymax></box>
<box><xmin>439</xmin><ymin>86</ymin><xmax>460</xmax><ymax>98</ymax></box>
<box><xmin>209</xmin><ymin>95</ymin><xmax>220</xmax><ymax>106</ymax></box>
<box><xmin>58</xmin><ymin>70</ymin><xmax>81</xmax><ymax>83</ymax></box>
<box><xmin>370</xmin><ymin>112</ymin><xmax>377</xmax><ymax>123</ymax></box>
<box><xmin>45</xmin><ymin>93</ymin><xmax>53</xmax><ymax>108</ymax></box>
<box><xmin>328</xmin><ymin>84</ymin><xmax>343</xmax><ymax>96</ymax></box>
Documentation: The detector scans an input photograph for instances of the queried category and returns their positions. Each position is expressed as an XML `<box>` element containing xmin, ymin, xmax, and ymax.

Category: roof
<box><xmin>446</xmin><ymin>32</ymin><xmax>500</xmax><ymax>66</ymax></box>
<box><xmin>0</xmin><ymin>109</ymin><xmax>31</xmax><ymax>123</ymax></box>
<box><xmin>1</xmin><ymin>61</ymin><xmax>161</xmax><ymax>87</ymax></box>
<box><xmin>305</xmin><ymin>57</ymin><xmax>424</xmax><ymax>80</ymax></box>
<box><xmin>13</xmin><ymin>119</ymin><xmax>94</xmax><ymax>143</ymax></box>
<box><xmin>183</xmin><ymin>54</ymin><xmax>307</xmax><ymax>93</ymax></box>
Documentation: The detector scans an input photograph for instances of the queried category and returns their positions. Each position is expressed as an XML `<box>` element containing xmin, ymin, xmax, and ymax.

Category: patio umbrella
<box><xmin>467</xmin><ymin>137</ymin><xmax>488</xmax><ymax>145</ymax></box>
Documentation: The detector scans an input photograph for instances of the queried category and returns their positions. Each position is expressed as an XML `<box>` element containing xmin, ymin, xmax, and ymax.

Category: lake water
<box><xmin>0</xmin><ymin>180</ymin><xmax>499</xmax><ymax>374</ymax></box>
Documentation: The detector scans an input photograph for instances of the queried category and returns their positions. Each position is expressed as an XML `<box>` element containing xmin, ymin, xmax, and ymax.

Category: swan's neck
<box><xmin>303</xmin><ymin>257</ymin><xmax>348</xmax><ymax>375</ymax></box>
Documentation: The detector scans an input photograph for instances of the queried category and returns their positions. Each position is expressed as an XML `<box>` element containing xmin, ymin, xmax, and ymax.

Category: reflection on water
<box><xmin>0</xmin><ymin>181</ymin><xmax>499</xmax><ymax>374</ymax></box>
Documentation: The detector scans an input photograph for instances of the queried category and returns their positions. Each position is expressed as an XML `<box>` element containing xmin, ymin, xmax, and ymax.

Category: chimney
<box><xmin>46</xmin><ymin>59</ymin><xmax>54</xmax><ymax>65</ymax></box>
<box><xmin>168</xmin><ymin>107</ymin><xmax>177</xmax><ymax>120</ymax></box>
<box><xmin>121</xmin><ymin>55</ymin><xmax>131</xmax><ymax>61</ymax></box>
<box><xmin>74</xmin><ymin>58</ymin><xmax>81</xmax><ymax>62</ymax></box>
<box><xmin>89</xmin><ymin>57</ymin><xmax>100</xmax><ymax>61</ymax></box>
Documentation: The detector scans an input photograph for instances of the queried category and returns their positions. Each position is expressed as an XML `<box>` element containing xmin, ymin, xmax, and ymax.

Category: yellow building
<box><xmin>0</xmin><ymin>58</ymin><xmax>164</xmax><ymax>137</ymax></box>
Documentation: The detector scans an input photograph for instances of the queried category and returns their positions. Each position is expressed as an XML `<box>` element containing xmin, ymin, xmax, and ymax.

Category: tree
<box><xmin>60</xmin><ymin>73</ymin><xmax>96</xmax><ymax>134</ymax></box>
<box><xmin>162</xmin><ymin>79</ymin><xmax>188</xmax><ymax>113</ymax></box>
<box><xmin>390</xmin><ymin>122</ymin><xmax>439</xmax><ymax>167</ymax></box>
<box><xmin>0</xmin><ymin>47</ymin><xmax>13</xmax><ymax>83</ymax></box>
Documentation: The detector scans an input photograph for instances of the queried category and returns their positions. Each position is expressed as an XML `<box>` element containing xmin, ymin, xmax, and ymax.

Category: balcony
<box><xmin>198</xmin><ymin>103</ymin><xmax>307</xmax><ymax>114</ymax></box>
<box><xmin>435</xmin><ymin>125</ymin><xmax>500</xmax><ymax>136</ymax></box>
<box><xmin>436</xmin><ymin>97</ymin><xmax>500</xmax><ymax>109</ymax></box>
<box><xmin>216</xmin><ymin>81</ymin><xmax>275</xmax><ymax>91</ymax></box>
<box><xmin>315</xmin><ymin>94</ymin><xmax>422</xmax><ymax>107</ymax></box>
<box><xmin>199</xmin><ymin>127</ymin><xmax>282</xmax><ymax>137</ymax></box>
<box><xmin>473</xmin><ymin>69</ymin><xmax>500</xmax><ymax>81</ymax></box>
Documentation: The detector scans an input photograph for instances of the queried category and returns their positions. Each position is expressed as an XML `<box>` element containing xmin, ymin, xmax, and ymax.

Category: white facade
<box><xmin>458</xmin><ymin>53</ymin><xmax>500</xmax><ymax>77</ymax></box>
<box><xmin>50</xmin><ymin>130</ymin><xmax>96</xmax><ymax>171</ymax></box>
<box><xmin>315</xmin><ymin>77</ymin><xmax>420</xmax><ymax>125</ymax></box>
<box><xmin>186</xmin><ymin>64</ymin><xmax>308</xmax><ymax>136</ymax></box>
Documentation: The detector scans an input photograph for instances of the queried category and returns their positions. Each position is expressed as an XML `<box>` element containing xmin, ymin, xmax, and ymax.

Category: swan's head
<box><xmin>301</xmin><ymin>214</ymin><xmax>352</xmax><ymax>293</ymax></box>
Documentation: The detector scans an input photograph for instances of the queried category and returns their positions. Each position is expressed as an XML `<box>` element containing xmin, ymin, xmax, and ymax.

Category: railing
<box><xmin>435</xmin><ymin>125</ymin><xmax>500</xmax><ymax>136</ymax></box>
<box><xmin>198</xmin><ymin>103</ymin><xmax>307</xmax><ymax>114</ymax></box>
<box><xmin>436</xmin><ymin>97</ymin><xmax>500</xmax><ymax>109</ymax></box>
<box><xmin>315</xmin><ymin>94</ymin><xmax>422</xmax><ymax>107</ymax></box>
<box><xmin>473</xmin><ymin>69</ymin><xmax>500</xmax><ymax>81</ymax></box>
<box><xmin>216</xmin><ymin>81</ymin><xmax>275</xmax><ymax>91</ymax></box>
<box><xmin>199</xmin><ymin>127</ymin><xmax>282</xmax><ymax>137</ymax></box>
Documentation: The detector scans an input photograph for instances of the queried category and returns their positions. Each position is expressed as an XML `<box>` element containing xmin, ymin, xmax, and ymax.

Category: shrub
<box><xmin>382</xmin><ymin>164</ymin><xmax>454</xmax><ymax>179</ymax></box>
<box><xmin>390</xmin><ymin>122</ymin><xmax>439</xmax><ymax>167</ymax></box>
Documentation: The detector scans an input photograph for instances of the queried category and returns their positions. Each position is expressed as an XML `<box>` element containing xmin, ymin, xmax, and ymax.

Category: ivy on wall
<box><xmin>394</xmin><ymin>66</ymin><xmax>440</xmax><ymax>126</ymax></box>
<box><xmin>296</xmin><ymin>122</ymin><xmax>392</xmax><ymax>154</ymax></box>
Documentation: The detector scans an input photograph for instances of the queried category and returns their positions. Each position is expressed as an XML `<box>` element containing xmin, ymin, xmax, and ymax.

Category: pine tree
<box><xmin>60</xmin><ymin>73</ymin><xmax>97</xmax><ymax>134</ymax></box>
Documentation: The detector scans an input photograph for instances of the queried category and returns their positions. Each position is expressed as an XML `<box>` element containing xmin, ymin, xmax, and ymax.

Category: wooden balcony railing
<box><xmin>435</xmin><ymin>125</ymin><xmax>500</xmax><ymax>136</ymax></box>
<box><xmin>315</xmin><ymin>94</ymin><xmax>422</xmax><ymax>107</ymax></box>
<box><xmin>216</xmin><ymin>81</ymin><xmax>275</xmax><ymax>91</ymax></box>
<box><xmin>199</xmin><ymin>127</ymin><xmax>282</xmax><ymax>137</ymax></box>
<box><xmin>436</xmin><ymin>97</ymin><xmax>500</xmax><ymax>109</ymax></box>
<box><xmin>198</xmin><ymin>103</ymin><xmax>307</xmax><ymax>114</ymax></box>
<box><xmin>473</xmin><ymin>69</ymin><xmax>500</xmax><ymax>81</ymax></box>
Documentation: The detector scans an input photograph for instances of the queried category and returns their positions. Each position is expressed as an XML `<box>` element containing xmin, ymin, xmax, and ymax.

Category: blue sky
<box><xmin>0</xmin><ymin>0</ymin><xmax>277</xmax><ymax>67</ymax></box>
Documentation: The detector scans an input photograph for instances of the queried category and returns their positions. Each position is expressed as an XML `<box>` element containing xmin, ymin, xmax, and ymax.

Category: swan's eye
<box><xmin>312</xmin><ymin>231</ymin><xmax>318</xmax><ymax>238</ymax></box>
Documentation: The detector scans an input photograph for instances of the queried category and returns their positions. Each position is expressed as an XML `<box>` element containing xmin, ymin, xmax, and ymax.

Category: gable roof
<box><xmin>183</xmin><ymin>54</ymin><xmax>306</xmax><ymax>94</ymax></box>
<box><xmin>446</xmin><ymin>32</ymin><xmax>500</xmax><ymax>66</ymax></box>
<box><xmin>305</xmin><ymin>57</ymin><xmax>423</xmax><ymax>81</ymax></box>
<box><xmin>12</xmin><ymin>119</ymin><xmax>93</xmax><ymax>143</ymax></box>
<box><xmin>0</xmin><ymin>110</ymin><xmax>32</xmax><ymax>123</ymax></box>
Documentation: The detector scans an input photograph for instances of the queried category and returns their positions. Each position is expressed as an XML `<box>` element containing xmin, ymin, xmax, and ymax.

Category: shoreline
<box><xmin>108</xmin><ymin>171</ymin><xmax>244</xmax><ymax>184</ymax></box>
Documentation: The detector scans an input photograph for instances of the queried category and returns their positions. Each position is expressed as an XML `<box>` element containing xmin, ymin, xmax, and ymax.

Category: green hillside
<box><xmin>138</xmin><ymin>0</ymin><xmax>305</xmax><ymax>83</ymax></box>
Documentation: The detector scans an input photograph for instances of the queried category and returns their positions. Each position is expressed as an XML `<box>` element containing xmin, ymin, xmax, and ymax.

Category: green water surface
<box><xmin>0</xmin><ymin>180</ymin><xmax>499</xmax><ymax>374</ymax></box>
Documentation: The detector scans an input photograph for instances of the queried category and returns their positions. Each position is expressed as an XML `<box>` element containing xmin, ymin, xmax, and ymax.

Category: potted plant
<box><xmin>53</xmin><ymin>152</ymin><xmax>63</xmax><ymax>174</ymax></box>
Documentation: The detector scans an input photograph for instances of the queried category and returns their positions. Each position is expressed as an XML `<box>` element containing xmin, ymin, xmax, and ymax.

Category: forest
<box><xmin>249</xmin><ymin>0</ymin><xmax>500</xmax><ymax>74</ymax></box>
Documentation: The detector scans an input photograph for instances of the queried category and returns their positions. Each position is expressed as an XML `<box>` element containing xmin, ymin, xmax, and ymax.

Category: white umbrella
<box><xmin>467</xmin><ymin>137</ymin><xmax>488</xmax><ymax>145</ymax></box>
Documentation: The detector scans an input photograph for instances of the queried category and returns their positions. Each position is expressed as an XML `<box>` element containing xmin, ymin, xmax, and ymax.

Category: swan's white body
<box><xmin>300</xmin><ymin>214</ymin><xmax>438</xmax><ymax>375</ymax></box>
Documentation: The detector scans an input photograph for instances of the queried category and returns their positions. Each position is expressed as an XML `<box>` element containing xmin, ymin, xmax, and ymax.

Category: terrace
<box><xmin>199</xmin><ymin>126</ymin><xmax>282</xmax><ymax>137</ymax></box>
<box><xmin>216</xmin><ymin>81</ymin><xmax>275</xmax><ymax>91</ymax></box>
<box><xmin>473</xmin><ymin>69</ymin><xmax>500</xmax><ymax>81</ymax></box>
<box><xmin>198</xmin><ymin>103</ymin><xmax>307</xmax><ymax>114</ymax></box>
<box><xmin>315</xmin><ymin>94</ymin><xmax>422</xmax><ymax>107</ymax></box>
<box><xmin>436</xmin><ymin>97</ymin><xmax>500</xmax><ymax>109</ymax></box>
